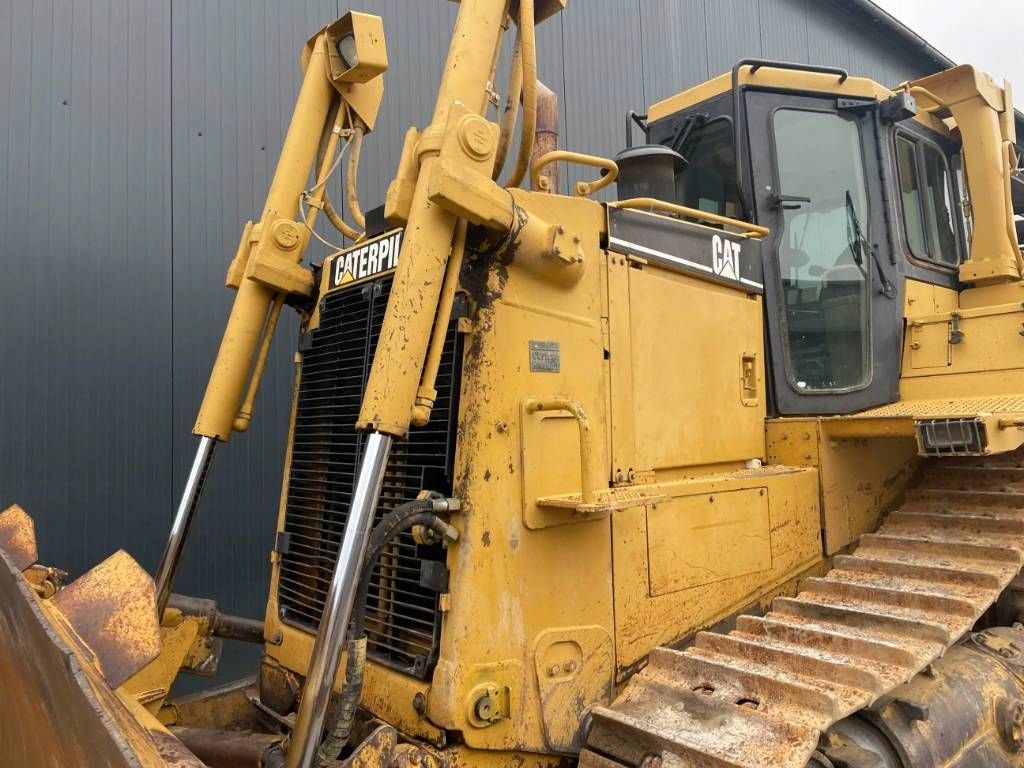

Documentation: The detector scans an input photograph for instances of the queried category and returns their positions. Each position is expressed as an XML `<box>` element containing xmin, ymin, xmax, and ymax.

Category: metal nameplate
<box><xmin>529</xmin><ymin>341</ymin><xmax>560</xmax><ymax>373</ymax></box>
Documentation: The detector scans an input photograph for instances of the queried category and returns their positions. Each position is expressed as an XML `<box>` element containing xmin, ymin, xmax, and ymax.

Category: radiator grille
<box><xmin>277</xmin><ymin>275</ymin><xmax>463</xmax><ymax>678</ymax></box>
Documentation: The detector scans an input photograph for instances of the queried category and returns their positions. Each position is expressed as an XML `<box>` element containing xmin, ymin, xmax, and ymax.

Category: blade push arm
<box><xmin>200</xmin><ymin>14</ymin><xmax>387</xmax><ymax>442</ymax></box>
<box><xmin>154</xmin><ymin>14</ymin><xmax>387</xmax><ymax>616</ymax></box>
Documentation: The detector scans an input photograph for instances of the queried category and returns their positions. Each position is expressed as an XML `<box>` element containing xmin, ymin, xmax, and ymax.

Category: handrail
<box><xmin>905</xmin><ymin>85</ymin><xmax>945</xmax><ymax>113</ymax></box>
<box><xmin>611</xmin><ymin>197</ymin><xmax>770</xmax><ymax>239</ymax></box>
<box><xmin>730</xmin><ymin>58</ymin><xmax>850</xmax><ymax>216</ymax></box>
<box><xmin>531</xmin><ymin>150</ymin><xmax>618</xmax><ymax>196</ymax></box>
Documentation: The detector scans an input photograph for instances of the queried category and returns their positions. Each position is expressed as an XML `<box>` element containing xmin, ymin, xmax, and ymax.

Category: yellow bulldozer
<box><xmin>6</xmin><ymin>1</ymin><xmax>1024</xmax><ymax>766</ymax></box>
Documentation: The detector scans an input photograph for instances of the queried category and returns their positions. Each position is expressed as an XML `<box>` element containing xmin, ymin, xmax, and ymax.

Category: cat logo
<box><xmin>711</xmin><ymin>234</ymin><xmax>741</xmax><ymax>281</ymax></box>
<box><xmin>330</xmin><ymin>229</ymin><xmax>403</xmax><ymax>288</ymax></box>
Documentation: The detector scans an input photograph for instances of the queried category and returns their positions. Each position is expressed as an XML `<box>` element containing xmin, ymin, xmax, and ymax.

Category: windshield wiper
<box><xmin>845</xmin><ymin>190</ymin><xmax>895</xmax><ymax>298</ymax></box>
<box><xmin>670</xmin><ymin>113</ymin><xmax>707</xmax><ymax>157</ymax></box>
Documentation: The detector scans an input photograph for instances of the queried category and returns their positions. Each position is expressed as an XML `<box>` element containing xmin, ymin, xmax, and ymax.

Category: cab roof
<box><xmin>647</xmin><ymin>65</ymin><xmax>952</xmax><ymax>137</ymax></box>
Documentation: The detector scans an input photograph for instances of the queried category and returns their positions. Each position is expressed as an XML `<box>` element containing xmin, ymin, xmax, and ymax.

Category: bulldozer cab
<box><xmin>646</xmin><ymin>60</ymin><xmax>970</xmax><ymax>416</ymax></box>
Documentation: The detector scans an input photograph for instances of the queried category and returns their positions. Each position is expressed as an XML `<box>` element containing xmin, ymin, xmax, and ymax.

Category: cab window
<box><xmin>772</xmin><ymin>108</ymin><xmax>872</xmax><ymax>392</ymax></box>
<box><xmin>895</xmin><ymin>135</ymin><xmax>961</xmax><ymax>267</ymax></box>
<box><xmin>674</xmin><ymin>119</ymin><xmax>740</xmax><ymax>219</ymax></box>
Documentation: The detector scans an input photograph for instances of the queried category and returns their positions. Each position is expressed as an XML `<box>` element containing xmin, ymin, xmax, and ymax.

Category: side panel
<box><xmin>602</xmin><ymin>206</ymin><xmax>823</xmax><ymax>675</ymax></box>
<box><xmin>647</xmin><ymin>488</ymin><xmax>771</xmax><ymax>596</ymax></box>
<box><xmin>901</xmin><ymin>304</ymin><xmax>1024</xmax><ymax>395</ymax></box>
<box><xmin>605</xmin><ymin>210</ymin><xmax>767</xmax><ymax>474</ymax></box>
<box><xmin>627</xmin><ymin>267</ymin><xmax>765</xmax><ymax>470</ymax></box>
<box><xmin>905</xmin><ymin>279</ymin><xmax>958</xmax><ymax>319</ymax></box>
<box><xmin>766</xmin><ymin>419</ymin><xmax>920</xmax><ymax>554</ymax></box>
<box><xmin>612</xmin><ymin>467</ymin><xmax>821</xmax><ymax>675</ymax></box>
<box><xmin>429</xmin><ymin>195</ymin><xmax>616</xmax><ymax>754</ymax></box>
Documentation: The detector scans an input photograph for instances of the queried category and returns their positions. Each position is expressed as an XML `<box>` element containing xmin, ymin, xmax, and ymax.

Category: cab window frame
<box><xmin>892</xmin><ymin>128</ymin><xmax>965</xmax><ymax>272</ymax></box>
<box><xmin>766</xmin><ymin>103</ymin><xmax>875</xmax><ymax>395</ymax></box>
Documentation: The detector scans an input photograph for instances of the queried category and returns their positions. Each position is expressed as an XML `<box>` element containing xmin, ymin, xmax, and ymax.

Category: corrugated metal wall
<box><xmin>0</xmin><ymin>0</ymin><xmax>173</xmax><ymax>577</ymax></box>
<box><xmin>0</xmin><ymin>0</ymin><xmax>940</xmax><ymax>682</ymax></box>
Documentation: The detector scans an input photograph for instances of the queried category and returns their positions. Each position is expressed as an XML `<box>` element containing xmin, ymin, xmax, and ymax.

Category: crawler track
<box><xmin>581</xmin><ymin>453</ymin><xmax>1024</xmax><ymax>768</ymax></box>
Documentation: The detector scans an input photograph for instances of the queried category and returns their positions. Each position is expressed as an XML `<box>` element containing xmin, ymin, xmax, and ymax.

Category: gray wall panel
<box><xmin>884</xmin><ymin>44</ymin><xmax>934</xmax><ymax>86</ymax></box>
<box><xmin>0</xmin><ymin>0</ymin><xmax>172</xmax><ymax>578</ymax></box>
<box><xmin>0</xmin><ymin>0</ymin><xmax>956</xmax><ymax>688</ymax></box>
<box><xmin>561</xmin><ymin>0</ymin><xmax>643</xmax><ymax>196</ymax></box>
<box><xmin>811</xmin><ymin>2</ymin><xmax>888</xmax><ymax>83</ymax></box>
<box><xmin>758</xmin><ymin>0</ymin><xmax>810</xmax><ymax>63</ymax></box>
<box><xmin>640</xmin><ymin>0</ymin><xmax>709</xmax><ymax>110</ymax></box>
<box><xmin>705</xmin><ymin>0</ymin><xmax>764</xmax><ymax>76</ymax></box>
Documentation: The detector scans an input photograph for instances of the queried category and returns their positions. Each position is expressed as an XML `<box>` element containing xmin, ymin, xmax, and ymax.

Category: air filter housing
<box><xmin>615</xmin><ymin>144</ymin><xmax>685</xmax><ymax>203</ymax></box>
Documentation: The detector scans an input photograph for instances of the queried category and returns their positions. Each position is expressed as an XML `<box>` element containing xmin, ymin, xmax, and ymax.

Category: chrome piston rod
<box><xmin>286</xmin><ymin>431</ymin><xmax>393</xmax><ymax>768</ymax></box>
<box><xmin>154</xmin><ymin>436</ymin><xmax>217</xmax><ymax>616</ymax></box>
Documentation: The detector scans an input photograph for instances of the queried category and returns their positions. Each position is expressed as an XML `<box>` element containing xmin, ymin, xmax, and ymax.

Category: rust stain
<box><xmin>170</xmin><ymin>726</ymin><xmax>277</xmax><ymax>766</ymax></box>
<box><xmin>452</xmin><ymin>246</ymin><xmax>510</xmax><ymax>527</ymax></box>
<box><xmin>52</xmin><ymin>549</ymin><xmax>163</xmax><ymax>688</ymax></box>
<box><xmin>346</xmin><ymin>723</ymin><xmax>399</xmax><ymax>768</ymax></box>
<box><xmin>150</xmin><ymin>728</ymin><xmax>205</xmax><ymax>767</ymax></box>
<box><xmin>0</xmin><ymin>548</ymin><xmax>152</xmax><ymax>766</ymax></box>
<box><xmin>0</xmin><ymin>504</ymin><xmax>38</xmax><ymax>571</ymax></box>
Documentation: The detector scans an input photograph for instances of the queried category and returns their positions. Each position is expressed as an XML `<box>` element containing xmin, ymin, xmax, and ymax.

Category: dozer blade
<box><xmin>0</xmin><ymin>518</ymin><xmax>202</xmax><ymax>767</ymax></box>
<box><xmin>0</xmin><ymin>503</ymin><xmax>38</xmax><ymax>571</ymax></box>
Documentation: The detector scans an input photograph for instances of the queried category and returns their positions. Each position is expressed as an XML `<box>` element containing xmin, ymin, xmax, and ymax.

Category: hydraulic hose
<box><xmin>506</xmin><ymin>0</ymin><xmax>537</xmax><ymax>189</ymax></box>
<box><xmin>493</xmin><ymin>29</ymin><xmax>523</xmax><ymax>180</ymax></box>
<box><xmin>312</xmin><ymin>103</ymin><xmax>361</xmax><ymax>242</ymax></box>
<box><xmin>346</xmin><ymin>118</ymin><xmax>367</xmax><ymax>231</ymax></box>
<box><xmin>314</xmin><ymin>499</ymin><xmax>456</xmax><ymax>767</ymax></box>
<box><xmin>314</xmin><ymin>635</ymin><xmax>365</xmax><ymax>768</ymax></box>
<box><xmin>323</xmin><ymin>193</ymin><xmax>360</xmax><ymax>241</ymax></box>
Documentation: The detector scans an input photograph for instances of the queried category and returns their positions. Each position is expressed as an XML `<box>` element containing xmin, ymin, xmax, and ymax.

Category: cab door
<box><xmin>745</xmin><ymin>92</ymin><xmax>902</xmax><ymax>415</ymax></box>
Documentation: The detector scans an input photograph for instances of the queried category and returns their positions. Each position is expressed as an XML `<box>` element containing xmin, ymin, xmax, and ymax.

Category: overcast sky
<box><xmin>873</xmin><ymin>0</ymin><xmax>1024</xmax><ymax>91</ymax></box>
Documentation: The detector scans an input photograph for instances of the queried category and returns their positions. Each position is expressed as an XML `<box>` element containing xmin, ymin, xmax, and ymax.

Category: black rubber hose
<box><xmin>351</xmin><ymin>511</ymin><xmax>450</xmax><ymax>633</ymax></box>
<box><xmin>315</xmin><ymin>500</ymin><xmax>452</xmax><ymax>767</ymax></box>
